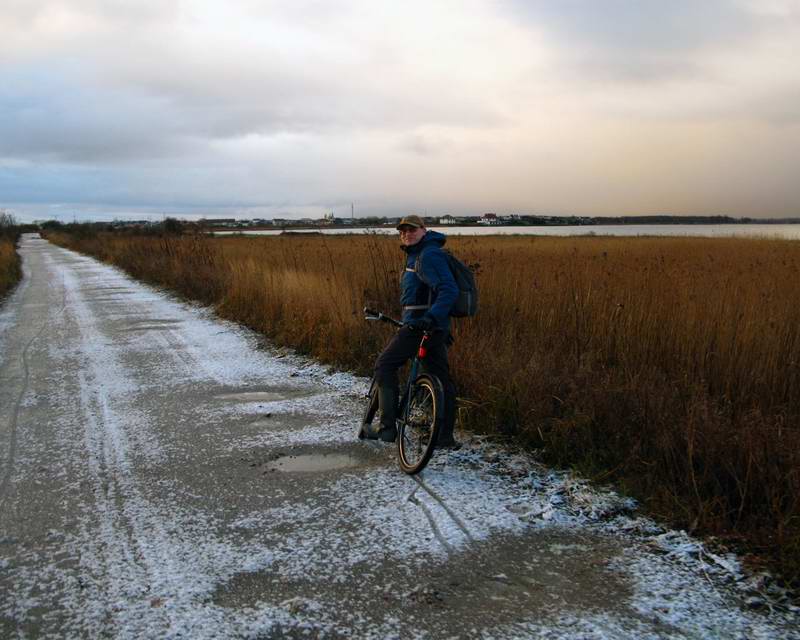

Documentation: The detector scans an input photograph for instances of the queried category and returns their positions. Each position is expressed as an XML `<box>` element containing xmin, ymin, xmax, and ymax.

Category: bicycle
<box><xmin>357</xmin><ymin>308</ymin><xmax>444</xmax><ymax>475</ymax></box>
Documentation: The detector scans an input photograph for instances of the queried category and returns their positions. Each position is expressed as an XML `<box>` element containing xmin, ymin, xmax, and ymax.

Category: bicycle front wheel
<box><xmin>397</xmin><ymin>373</ymin><xmax>442</xmax><ymax>474</ymax></box>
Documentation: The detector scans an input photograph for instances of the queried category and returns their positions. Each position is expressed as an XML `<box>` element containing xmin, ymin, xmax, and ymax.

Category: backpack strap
<box><xmin>403</xmin><ymin>304</ymin><xmax>430</xmax><ymax>311</ymax></box>
<box><xmin>410</xmin><ymin>251</ymin><xmax>433</xmax><ymax>311</ymax></box>
<box><xmin>413</xmin><ymin>249</ymin><xmax>432</xmax><ymax>282</ymax></box>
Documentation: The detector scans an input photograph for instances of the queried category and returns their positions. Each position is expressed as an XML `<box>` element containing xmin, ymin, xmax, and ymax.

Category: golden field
<box><xmin>47</xmin><ymin>229</ymin><xmax>800</xmax><ymax>581</ymax></box>
<box><xmin>0</xmin><ymin>238</ymin><xmax>21</xmax><ymax>299</ymax></box>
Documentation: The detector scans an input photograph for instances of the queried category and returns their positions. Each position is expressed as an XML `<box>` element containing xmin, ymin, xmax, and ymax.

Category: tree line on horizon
<box><xmin>27</xmin><ymin>213</ymin><xmax>800</xmax><ymax>231</ymax></box>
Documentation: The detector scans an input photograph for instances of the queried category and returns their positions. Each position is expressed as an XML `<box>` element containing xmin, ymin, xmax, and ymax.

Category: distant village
<box><xmin>101</xmin><ymin>212</ymin><xmax>798</xmax><ymax>230</ymax></box>
<box><xmin>105</xmin><ymin>212</ymin><xmax>588</xmax><ymax>229</ymax></box>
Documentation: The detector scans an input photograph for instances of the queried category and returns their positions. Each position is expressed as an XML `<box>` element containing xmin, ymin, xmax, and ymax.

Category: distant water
<box><xmin>217</xmin><ymin>224</ymin><xmax>800</xmax><ymax>240</ymax></box>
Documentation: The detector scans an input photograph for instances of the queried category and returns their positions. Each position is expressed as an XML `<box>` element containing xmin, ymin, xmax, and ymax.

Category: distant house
<box><xmin>439</xmin><ymin>215</ymin><xmax>458</xmax><ymax>225</ymax></box>
<box><xmin>201</xmin><ymin>218</ymin><xmax>237</xmax><ymax>227</ymax></box>
<box><xmin>272</xmin><ymin>218</ymin><xmax>289</xmax><ymax>227</ymax></box>
<box><xmin>115</xmin><ymin>220</ymin><xmax>150</xmax><ymax>227</ymax></box>
<box><xmin>479</xmin><ymin>213</ymin><xmax>499</xmax><ymax>225</ymax></box>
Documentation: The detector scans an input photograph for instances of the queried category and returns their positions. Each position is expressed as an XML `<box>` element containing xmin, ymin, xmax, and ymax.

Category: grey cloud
<box><xmin>1</xmin><ymin>0</ymin><xmax>505</xmax><ymax>168</ymax></box>
<box><xmin>105</xmin><ymin>45</ymin><xmax>504</xmax><ymax>137</ymax></box>
<box><xmin>397</xmin><ymin>132</ymin><xmax>455</xmax><ymax>157</ymax></box>
<box><xmin>506</xmin><ymin>0</ymin><xmax>756</xmax><ymax>52</ymax></box>
<box><xmin>0</xmin><ymin>65</ymin><xmax>202</xmax><ymax>164</ymax></box>
<box><xmin>504</xmin><ymin>0</ymin><xmax>800</xmax><ymax>127</ymax></box>
<box><xmin>561</xmin><ymin>53</ymin><xmax>709</xmax><ymax>84</ymax></box>
<box><xmin>1</xmin><ymin>50</ymin><xmax>503</xmax><ymax>167</ymax></box>
<box><xmin>749</xmin><ymin>86</ymin><xmax>800</xmax><ymax>126</ymax></box>
<box><xmin>504</xmin><ymin>0</ymin><xmax>762</xmax><ymax>83</ymax></box>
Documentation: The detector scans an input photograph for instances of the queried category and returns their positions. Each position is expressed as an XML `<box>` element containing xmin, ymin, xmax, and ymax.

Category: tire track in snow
<box><xmin>48</xmin><ymin>248</ymin><xmax>286</xmax><ymax>638</ymax></box>
<box><xmin>412</xmin><ymin>473</ymin><xmax>475</xmax><ymax>545</ymax></box>
<box><xmin>60</xmin><ymin>259</ymin><xmax>212</xmax><ymax>636</ymax></box>
<box><xmin>0</xmin><ymin>274</ymin><xmax>65</xmax><ymax>515</ymax></box>
<box><xmin>406</xmin><ymin>484</ymin><xmax>454</xmax><ymax>554</ymax></box>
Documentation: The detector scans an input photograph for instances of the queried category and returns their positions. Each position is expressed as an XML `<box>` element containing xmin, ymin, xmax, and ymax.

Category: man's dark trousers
<box><xmin>374</xmin><ymin>326</ymin><xmax>456</xmax><ymax>438</ymax></box>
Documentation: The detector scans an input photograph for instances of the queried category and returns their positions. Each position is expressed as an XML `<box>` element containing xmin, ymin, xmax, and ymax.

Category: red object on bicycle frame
<box><xmin>418</xmin><ymin>335</ymin><xmax>429</xmax><ymax>358</ymax></box>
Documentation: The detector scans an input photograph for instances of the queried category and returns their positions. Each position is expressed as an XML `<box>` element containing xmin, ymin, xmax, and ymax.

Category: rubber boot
<box><xmin>435</xmin><ymin>386</ymin><xmax>460</xmax><ymax>449</ymax></box>
<box><xmin>358</xmin><ymin>388</ymin><xmax>379</xmax><ymax>440</ymax></box>
<box><xmin>376</xmin><ymin>384</ymin><xmax>398</xmax><ymax>442</ymax></box>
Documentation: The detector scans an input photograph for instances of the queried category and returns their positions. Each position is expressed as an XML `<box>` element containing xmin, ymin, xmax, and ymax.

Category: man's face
<box><xmin>398</xmin><ymin>225</ymin><xmax>426</xmax><ymax>246</ymax></box>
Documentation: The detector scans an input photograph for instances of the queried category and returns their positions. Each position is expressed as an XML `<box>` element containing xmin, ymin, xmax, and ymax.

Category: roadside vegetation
<box><xmin>45</xmin><ymin>225</ymin><xmax>800</xmax><ymax>583</ymax></box>
<box><xmin>0</xmin><ymin>211</ymin><xmax>22</xmax><ymax>299</ymax></box>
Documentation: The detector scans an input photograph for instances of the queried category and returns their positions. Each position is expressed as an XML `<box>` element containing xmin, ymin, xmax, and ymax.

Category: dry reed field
<box><xmin>0</xmin><ymin>238</ymin><xmax>21</xmax><ymax>299</ymax></box>
<box><xmin>47</xmin><ymin>229</ymin><xmax>800</xmax><ymax>582</ymax></box>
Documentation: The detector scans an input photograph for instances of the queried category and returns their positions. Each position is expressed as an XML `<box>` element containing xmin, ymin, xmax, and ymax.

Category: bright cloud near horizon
<box><xmin>2</xmin><ymin>0</ymin><xmax>800</xmax><ymax>222</ymax></box>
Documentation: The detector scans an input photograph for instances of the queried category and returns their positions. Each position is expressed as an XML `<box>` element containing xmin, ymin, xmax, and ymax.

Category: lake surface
<box><xmin>216</xmin><ymin>224</ymin><xmax>800</xmax><ymax>240</ymax></box>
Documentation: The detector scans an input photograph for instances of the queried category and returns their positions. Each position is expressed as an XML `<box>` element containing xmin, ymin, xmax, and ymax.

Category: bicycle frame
<box><xmin>397</xmin><ymin>332</ymin><xmax>430</xmax><ymax>422</ymax></box>
<box><xmin>364</xmin><ymin>307</ymin><xmax>431</xmax><ymax>422</ymax></box>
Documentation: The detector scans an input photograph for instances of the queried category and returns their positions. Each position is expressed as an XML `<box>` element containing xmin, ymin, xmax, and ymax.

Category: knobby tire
<box><xmin>397</xmin><ymin>373</ymin><xmax>443</xmax><ymax>475</ymax></box>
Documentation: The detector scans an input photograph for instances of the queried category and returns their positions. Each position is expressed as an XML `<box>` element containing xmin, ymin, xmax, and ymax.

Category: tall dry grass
<box><xmin>47</xmin><ymin>229</ymin><xmax>800</xmax><ymax>581</ymax></box>
<box><xmin>0</xmin><ymin>238</ymin><xmax>21</xmax><ymax>299</ymax></box>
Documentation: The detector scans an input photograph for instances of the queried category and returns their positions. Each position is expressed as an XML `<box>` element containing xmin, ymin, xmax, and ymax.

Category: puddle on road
<box><xmin>88</xmin><ymin>291</ymin><xmax>137</xmax><ymax>298</ymax></box>
<box><xmin>129</xmin><ymin>318</ymin><xmax>182</xmax><ymax>325</ymax></box>
<box><xmin>88</xmin><ymin>296</ymin><xmax>128</xmax><ymax>301</ymax></box>
<box><xmin>265</xmin><ymin>453</ymin><xmax>361</xmax><ymax>473</ymax></box>
<box><xmin>239</xmin><ymin>444</ymin><xmax>376</xmax><ymax>477</ymax></box>
<box><xmin>80</xmin><ymin>286</ymin><xmax>132</xmax><ymax>293</ymax></box>
<box><xmin>215</xmin><ymin>389</ymin><xmax>313</xmax><ymax>403</ymax></box>
<box><xmin>217</xmin><ymin>391</ymin><xmax>290</xmax><ymax>403</ymax></box>
<box><xmin>122</xmin><ymin>319</ymin><xmax>183</xmax><ymax>332</ymax></box>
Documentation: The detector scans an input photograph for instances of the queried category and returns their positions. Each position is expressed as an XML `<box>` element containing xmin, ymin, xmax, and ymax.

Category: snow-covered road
<box><xmin>0</xmin><ymin>235</ymin><xmax>797</xmax><ymax>639</ymax></box>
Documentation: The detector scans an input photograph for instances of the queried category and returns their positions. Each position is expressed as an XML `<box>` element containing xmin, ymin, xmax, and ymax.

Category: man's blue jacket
<box><xmin>400</xmin><ymin>230</ymin><xmax>458</xmax><ymax>331</ymax></box>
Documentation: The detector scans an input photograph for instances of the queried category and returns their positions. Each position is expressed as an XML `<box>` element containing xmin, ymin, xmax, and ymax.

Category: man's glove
<box><xmin>406</xmin><ymin>315</ymin><xmax>435</xmax><ymax>331</ymax></box>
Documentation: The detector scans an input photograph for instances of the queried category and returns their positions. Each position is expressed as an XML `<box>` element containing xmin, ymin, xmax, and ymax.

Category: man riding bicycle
<box><xmin>362</xmin><ymin>215</ymin><xmax>460</xmax><ymax>449</ymax></box>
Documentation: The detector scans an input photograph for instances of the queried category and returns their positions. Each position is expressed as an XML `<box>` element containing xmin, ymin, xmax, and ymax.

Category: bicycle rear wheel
<box><xmin>397</xmin><ymin>374</ymin><xmax>442</xmax><ymax>474</ymax></box>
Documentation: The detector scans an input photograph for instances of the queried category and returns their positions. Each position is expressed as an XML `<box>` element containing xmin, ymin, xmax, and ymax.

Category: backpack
<box><xmin>415</xmin><ymin>249</ymin><xmax>479</xmax><ymax>318</ymax></box>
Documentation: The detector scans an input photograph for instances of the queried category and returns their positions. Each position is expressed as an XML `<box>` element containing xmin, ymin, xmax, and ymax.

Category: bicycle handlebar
<box><xmin>363</xmin><ymin>307</ymin><xmax>404</xmax><ymax>328</ymax></box>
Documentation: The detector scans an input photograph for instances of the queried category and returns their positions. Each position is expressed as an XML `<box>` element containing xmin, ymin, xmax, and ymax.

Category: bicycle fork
<box><xmin>397</xmin><ymin>331</ymin><xmax>430</xmax><ymax>425</ymax></box>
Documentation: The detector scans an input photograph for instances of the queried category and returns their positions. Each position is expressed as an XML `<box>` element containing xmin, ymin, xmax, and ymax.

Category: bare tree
<box><xmin>0</xmin><ymin>210</ymin><xmax>19</xmax><ymax>242</ymax></box>
<box><xmin>0</xmin><ymin>209</ymin><xmax>17</xmax><ymax>228</ymax></box>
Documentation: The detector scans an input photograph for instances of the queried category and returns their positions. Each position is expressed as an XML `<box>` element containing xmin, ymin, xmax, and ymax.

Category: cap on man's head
<box><xmin>396</xmin><ymin>215</ymin><xmax>425</xmax><ymax>230</ymax></box>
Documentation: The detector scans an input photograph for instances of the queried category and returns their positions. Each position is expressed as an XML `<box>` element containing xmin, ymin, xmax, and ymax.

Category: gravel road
<box><xmin>1</xmin><ymin>235</ymin><xmax>797</xmax><ymax>639</ymax></box>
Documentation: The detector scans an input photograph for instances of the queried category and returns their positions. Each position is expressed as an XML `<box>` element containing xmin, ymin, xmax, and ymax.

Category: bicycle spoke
<box><xmin>397</xmin><ymin>377</ymin><xmax>440</xmax><ymax>474</ymax></box>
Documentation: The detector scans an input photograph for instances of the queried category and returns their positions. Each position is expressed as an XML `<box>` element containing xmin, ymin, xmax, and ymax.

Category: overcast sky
<box><xmin>2</xmin><ymin>0</ymin><xmax>800</xmax><ymax>222</ymax></box>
